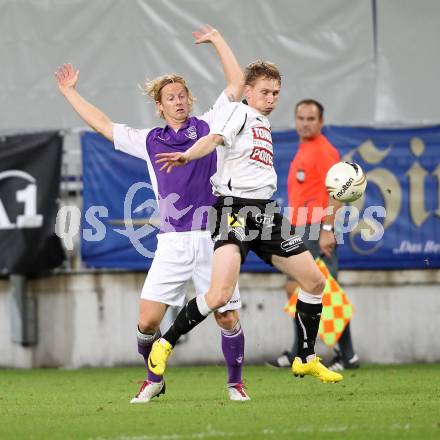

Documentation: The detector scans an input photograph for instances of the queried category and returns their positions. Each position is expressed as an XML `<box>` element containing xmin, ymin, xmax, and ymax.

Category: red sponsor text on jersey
<box><xmin>250</xmin><ymin>146</ymin><xmax>273</xmax><ymax>167</ymax></box>
<box><xmin>251</xmin><ymin>126</ymin><xmax>273</xmax><ymax>144</ymax></box>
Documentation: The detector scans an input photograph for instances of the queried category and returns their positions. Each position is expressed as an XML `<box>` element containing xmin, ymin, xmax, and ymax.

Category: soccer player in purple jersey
<box><xmin>55</xmin><ymin>25</ymin><xmax>250</xmax><ymax>402</ymax></box>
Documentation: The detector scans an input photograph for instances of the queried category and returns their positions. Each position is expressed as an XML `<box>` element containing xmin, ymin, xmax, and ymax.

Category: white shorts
<box><xmin>141</xmin><ymin>230</ymin><xmax>241</xmax><ymax>313</ymax></box>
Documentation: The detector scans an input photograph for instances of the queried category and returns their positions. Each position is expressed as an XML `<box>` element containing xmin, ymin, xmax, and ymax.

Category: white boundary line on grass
<box><xmin>90</xmin><ymin>425</ymin><xmax>350</xmax><ymax>440</ymax></box>
<box><xmin>90</xmin><ymin>423</ymin><xmax>417</xmax><ymax>440</ymax></box>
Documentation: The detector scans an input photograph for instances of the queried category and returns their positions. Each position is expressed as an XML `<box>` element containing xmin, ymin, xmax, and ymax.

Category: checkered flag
<box><xmin>284</xmin><ymin>258</ymin><xmax>354</xmax><ymax>348</ymax></box>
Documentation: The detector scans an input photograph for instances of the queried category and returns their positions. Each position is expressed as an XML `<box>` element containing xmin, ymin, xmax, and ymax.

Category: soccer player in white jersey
<box><xmin>55</xmin><ymin>25</ymin><xmax>251</xmax><ymax>402</ymax></box>
<box><xmin>152</xmin><ymin>61</ymin><xmax>343</xmax><ymax>385</ymax></box>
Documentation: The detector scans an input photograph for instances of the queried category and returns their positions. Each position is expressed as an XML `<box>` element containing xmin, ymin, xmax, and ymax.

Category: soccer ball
<box><xmin>325</xmin><ymin>161</ymin><xmax>367</xmax><ymax>202</ymax></box>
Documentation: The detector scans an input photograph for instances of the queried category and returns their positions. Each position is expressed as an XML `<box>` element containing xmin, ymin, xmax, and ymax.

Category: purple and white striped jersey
<box><xmin>113</xmin><ymin>92</ymin><xmax>229</xmax><ymax>233</ymax></box>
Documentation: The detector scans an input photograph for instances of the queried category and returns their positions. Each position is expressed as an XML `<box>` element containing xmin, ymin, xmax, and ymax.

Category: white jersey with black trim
<box><xmin>209</xmin><ymin>101</ymin><xmax>277</xmax><ymax>199</ymax></box>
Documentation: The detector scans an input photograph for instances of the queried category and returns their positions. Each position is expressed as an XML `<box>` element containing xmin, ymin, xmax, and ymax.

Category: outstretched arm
<box><xmin>55</xmin><ymin>63</ymin><xmax>114</xmax><ymax>141</ymax></box>
<box><xmin>193</xmin><ymin>25</ymin><xmax>244</xmax><ymax>101</ymax></box>
<box><xmin>155</xmin><ymin>134</ymin><xmax>224</xmax><ymax>173</ymax></box>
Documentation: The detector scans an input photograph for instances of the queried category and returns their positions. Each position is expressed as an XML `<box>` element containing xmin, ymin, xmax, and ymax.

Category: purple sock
<box><xmin>221</xmin><ymin>322</ymin><xmax>245</xmax><ymax>385</ymax></box>
<box><xmin>137</xmin><ymin>327</ymin><xmax>163</xmax><ymax>383</ymax></box>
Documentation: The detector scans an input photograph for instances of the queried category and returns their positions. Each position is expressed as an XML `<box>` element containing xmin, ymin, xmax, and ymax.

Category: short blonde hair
<box><xmin>244</xmin><ymin>60</ymin><xmax>281</xmax><ymax>87</ymax></box>
<box><xmin>142</xmin><ymin>74</ymin><xmax>195</xmax><ymax>119</ymax></box>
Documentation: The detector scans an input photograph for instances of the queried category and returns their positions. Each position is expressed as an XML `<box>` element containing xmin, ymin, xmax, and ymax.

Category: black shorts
<box><xmin>210</xmin><ymin>196</ymin><xmax>308</xmax><ymax>265</ymax></box>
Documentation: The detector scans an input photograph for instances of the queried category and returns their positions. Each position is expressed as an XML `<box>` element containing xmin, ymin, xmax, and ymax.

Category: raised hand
<box><xmin>55</xmin><ymin>63</ymin><xmax>79</xmax><ymax>93</ymax></box>
<box><xmin>156</xmin><ymin>152</ymin><xmax>189</xmax><ymax>173</ymax></box>
<box><xmin>192</xmin><ymin>24</ymin><xmax>219</xmax><ymax>44</ymax></box>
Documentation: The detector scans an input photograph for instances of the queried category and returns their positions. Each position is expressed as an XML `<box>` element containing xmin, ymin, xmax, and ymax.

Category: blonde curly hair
<box><xmin>142</xmin><ymin>74</ymin><xmax>195</xmax><ymax>119</ymax></box>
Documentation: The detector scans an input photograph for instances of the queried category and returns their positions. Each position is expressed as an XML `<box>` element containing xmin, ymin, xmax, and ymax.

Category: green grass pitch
<box><xmin>1</xmin><ymin>364</ymin><xmax>439</xmax><ymax>439</ymax></box>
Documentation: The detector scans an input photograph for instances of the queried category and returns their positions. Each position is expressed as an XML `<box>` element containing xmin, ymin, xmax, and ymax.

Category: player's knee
<box><xmin>301</xmin><ymin>272</ymin><xmax>325</xmax><ymax>295</ymax></box>
<box><xmin>210</xmin><ymin>286</ymin><xmax>235</xmax><ymax>309</ymax></box>
<box><xmin>214</xmin><ymin>310</ymin><xmax>238</xmax><ymax>330</ymax></box>
<box><xmin>309</xmin><ymin>273</ymin><xmax>326</xmax><ymax>295</ymax></box>
<box><xmin>138</xmin><ymin>318</ymin><xmax>160</xmax><ymax>334</ymax></box>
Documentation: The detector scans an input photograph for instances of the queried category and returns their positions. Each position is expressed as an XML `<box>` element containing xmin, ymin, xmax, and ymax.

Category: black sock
<box><xmin>291</xmin><ymin>318</ymin><xmax>299</xmax><ymax>358</ymax></box>
<box><xmin>163</xmin><ymin>297</ymin><xmax>209</xmax><ymax>346</ymax></box>
<box><xmin>295</xmin><ymin>299</ymin><xmax>323</xmax><ymax>362</ymax></box>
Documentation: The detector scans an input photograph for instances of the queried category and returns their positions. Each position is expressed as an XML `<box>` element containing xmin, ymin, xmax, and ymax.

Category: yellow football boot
<box><xmin>148</xmin><ymin>339</ymin><xmax>173</xmax><ymax>376</ymax></box>
<box><xmin>292</xmin><ymin>355</ymin><xmax>343</xmax><ymax>383</ymax></box>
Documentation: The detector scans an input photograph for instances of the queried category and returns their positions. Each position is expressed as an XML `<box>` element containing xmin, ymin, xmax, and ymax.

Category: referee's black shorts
<box><xmin>210</xmin><ymin>196</ymin><xmax>308</xmax><ymax>265</ymax></box>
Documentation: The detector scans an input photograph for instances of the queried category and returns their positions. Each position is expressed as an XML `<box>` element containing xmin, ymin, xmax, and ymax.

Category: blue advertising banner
<box><xmin>329</xmin><ymin>125</ymin><xmax>440</xmax><ymax>269</ymax></box>
<box><xmin>81</xmin><ymin>132</ymin><xmax>159</xmax><ymax>269</ymax></box>
<box><xmin>268</xmin><ymin>125</ymin><xmax>440</xmax><ymax>270</ymax></box>
<box><xmin>81</xmin><ymin>126</ymin><xmax>440</xmax><ymax>271</ymax></box>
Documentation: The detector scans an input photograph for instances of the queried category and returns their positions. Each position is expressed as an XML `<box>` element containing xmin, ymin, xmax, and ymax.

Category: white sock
<box><xmin>196</xmin><ymin>294</ymin><xmax>213</xmax><ymax>317</ymax></box>
<box><xmin>298</xmin><ymin>290</ymin><xmax>322</xmax><ymax>305</ymax></box>
<box><xmin>137</xmin><ymin>327</ymin><xmax>159</xmax><ymax>345</ymax></box>
<box><xmin>221</xmin><ymin>320</ymin><xmax>242</xmax><ymax>337</ymax></box>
